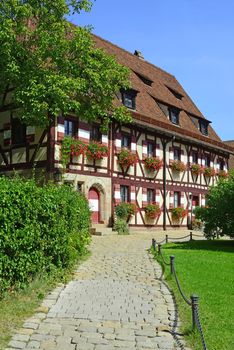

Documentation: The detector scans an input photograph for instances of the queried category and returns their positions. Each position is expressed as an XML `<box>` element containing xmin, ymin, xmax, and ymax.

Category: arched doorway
<box><xmin>88</xmin><ymin>187</ymin><xmax>100</xmax><ymax>223</ymax></box>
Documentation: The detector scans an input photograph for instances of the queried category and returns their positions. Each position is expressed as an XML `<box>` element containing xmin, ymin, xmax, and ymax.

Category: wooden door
<box><xmin>88</xmin><ymin>187</ymin><xmax>100</xmax><ymax>223</ymax></box>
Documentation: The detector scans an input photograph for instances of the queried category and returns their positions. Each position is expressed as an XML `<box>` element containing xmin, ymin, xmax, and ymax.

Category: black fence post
<box><xmin>152</xmin><ymin>238</ymin><xmax>156</xmax><ymax>251</ymax></box>
<box><xmin>191</xmin><ymin>294</ymin><xmax>199</xmax><ymax>330</ymax></box>
<box><xmin>158</xmin><ymin>244</ymin><xmax>161</xmax><ymax>254</ymax></box>
<box><xmin>190</xmin><ymin>231</ymin><xmax>193</xmax><ymax>241</ymax></box>
<box><xmin>170</xmin><ymin>255</ymin><xmax>175</xmax><ymax>274</ymax></box>
<box><xmin>166</xmin><ymin>234</ymin><xmax>168</xmax><ymax>243</ymax></box>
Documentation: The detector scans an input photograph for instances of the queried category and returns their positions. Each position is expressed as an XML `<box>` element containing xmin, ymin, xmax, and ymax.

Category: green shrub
<box><xmin>114</xmin><ymin>219</ymin><xmax>129</xmax><ymax>235</ymax></box>
<box><xmin>115</xmin><ymin>202</ymin><xmax>137</xmax><ymax>220</ymax></box>
<box><xmin>0</xmin><ymin>176</ymin><xmax>91</xmax><ymax>295</ymax></box>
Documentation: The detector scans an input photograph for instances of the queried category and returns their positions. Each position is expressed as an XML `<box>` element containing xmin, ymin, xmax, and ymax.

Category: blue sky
<box><xmin>69</xmin><ymin>0</ymin><xmax>234</xmax><ymax>141</ymax></box>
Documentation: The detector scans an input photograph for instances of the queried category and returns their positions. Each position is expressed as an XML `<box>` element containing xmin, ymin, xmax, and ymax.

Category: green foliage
<box><xmin>190</xmin><ymin>164</ymin><xmax>203</xmax><ymax>175</ymax></box>
<box><xmin>194</xmin><ymin>173</ymin><xmax>234</xmax><ymax>238</ymax></box>
<box><xmin>170</xmin><ymin>160</ymin><xmax>186</xmax><ymax>172</ymax></box>
<box><xmin>0</xmin><ymin>1</ymin><xmax>131</xmax><ymax>131</ymax></box>
<box><xmin>86</xmin><ymin>142</ymin><xmax>108</xmax><ymax>160</ymax></box>
<box><xmin>171</xmin><ymin>207</ymin><xmax>187</xmax><ymax>221</ymax></box>
<box><xmin>115</xmin><ymin>202</ymin><xmax>136</xmax><ymax>220</ymax></box>
<box><xmin>203</xmin><ymin>167</ymin><xmax>216</xmax><ymax>177</ymax></box>
<box><xmin>0</xmin><ymin>176</ymin><xmax>91</xmax><ymax>295</ymax></box>
<box><xmin>144</xmin><ymin>203</ymin><xmax>161</xmax><ymax>219</ymax></box>
<box><xmin>143</xmin><ymin>157</ymin><xmax>163</xmax><ymax>172</ymax></box>
<box><xmin>61</xmin><ymin>136</ymin><xmax>86</xmax><ymax>167</ymax></box>
<box><xmin>117</xmin><ymin>149</ymin><xmax>138</xmax><ymax>167</ymax></box>
<box><xmin>113</xmin><ymin>219</ymin><xmax>129</xmax><ymax>235</ymax></box>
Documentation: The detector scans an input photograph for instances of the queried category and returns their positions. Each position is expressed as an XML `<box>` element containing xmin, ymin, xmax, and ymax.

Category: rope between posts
<box><xmin>151</xmin><ymin>234</ymin><xmax>208</xmax><ymax>350</ymax></box>
<box><xmin>159</xmin><ymin>250</ymin><xmax>170</xmax><ymax>266</ymax></box>
<box><xmin>168</xmin><ymin>234</ymin><xmax>191</xmax><ymax>241</ymax></box>
<box><xmin>172</xmin><ymin>263</ymin><xmax>191</xmax><ymax>305</ymax></box>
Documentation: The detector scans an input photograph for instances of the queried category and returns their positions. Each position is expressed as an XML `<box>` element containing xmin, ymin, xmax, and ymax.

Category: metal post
<box><xmin>158</xmin><ymin>244</ymin><xmax>161</xmax><ymax>254</ymax></box>
<box><xmin>190</xmin><ymin>231</ymin><xmax>193</xmax><ymax>241</ymax></box>
<box><xmin>152</xmin><ymin>238</ymin><xmax>156</xmax><ymax>251</ymax></box>
<box><xmin>191</xmin><ymin>294</ymin><xmax>199</xmax><ymax>330</ymax></box>
<box><xmin>166</xmin><ymin>234</ymin><xmax>168</xmax><ymax>243</ymax></box>
<box><xmin>162</xmin><ymin>140</ymin><xmax>167</xmax><ymax>231</ymax></box>
<box><xmin>170</xmin><ymin>255</ymin><xmax>175</xmax><ymax>274</ymax></box>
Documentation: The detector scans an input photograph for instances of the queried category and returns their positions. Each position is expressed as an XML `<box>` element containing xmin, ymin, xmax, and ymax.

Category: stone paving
<box><xmin>6</xmin><ymin>232</ymin><xmax>194</xmax><ymax>350</ymax></box>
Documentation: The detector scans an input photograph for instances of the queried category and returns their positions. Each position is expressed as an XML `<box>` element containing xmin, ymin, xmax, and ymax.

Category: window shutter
<box><xmin>155</xmin><ymin>189</ymin><xmax>160</xmax><ymax>206</ymax></box>
<box><xmin>201</xmin><ymin>194</ymin><xmax>206</xmax><ymax>207</ymax></box>
<box><xmin>169</xmin><ymin>191</ymin><xmax>174</xmax><ymax>209</ymax></box>
<box><xmin>101</xmin><ymin>134</ymin><xmax>108</xmax><ymax>146</ymax></box>
<box><xmin>115</xmin><ymin>132</ymin><xmax>121</xmax><ymax>152</ymax></box>
<box><xmin>181</xmin><ymin>150</ymin><xmax>185</xmax><ymax>163</ymax></box>
<box><xmin>26</xmin><ymin>126</ymin><xmax>35</xmax><ymax>142</ymax></box>
<box><xmin>142</xmin><ymin>140</ymin><xmax>147</xmax><ymax>158</ymax></box>
<box><xmin>3</xmin><ymin>123</ymin><xmax>11</xmax><ymax>146</ymax></box>
<box><xmin>156</xmin><ymin>143</ymin><xmax>161</xmax><ymax>157</ymax></box>
<box><xmin>142</xmin><ymin>188</ymin><xmax>147</xmax><ymax>207</ymax></box>
<box><xmin>189</xmin><ymin>152</ymin><xmax>193</xmax><ymax>164</ymax></box>
<box><xmin>130</xmin><ymin>185</ymin><xmax>136</xmax><ymax>203</ymax></box>
<box><xmin>131</xmin><ymin>136</ymin><xmax>137</xmax><ymax>153</ymax></box>
<box><xmin>57</xmin><ymin>116</ymin><xmax>64</xmax><ymax>141</ymax></box>
<box><xmin>78</xmin><ymin>121</ymin><xmax>90</xmax><ymax>143</ymax></box>
<box><xmin>180</xmin><ymin>192</ymin><xmax>185</xmax><ymax>208</ymax></box>
<box><xmin>114</xmin><ymin>184</ymin><xmax>121</xmax><ymax>204</ymax></box>
<box><xmin>169</xmin><ymin>147</ymin><xmax>174</xmax><ymax>164</ymax></box>
<box><xmin>201</xmin><ymin>155</ymin><xmax>205</xmax><ymax>166</ymax></box>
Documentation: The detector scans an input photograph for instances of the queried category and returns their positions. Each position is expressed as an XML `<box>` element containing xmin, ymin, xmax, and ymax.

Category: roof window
<box><xmin>134</xmin><ymin>71</ymin><xmax>153</xmax><ymax>87</ymax></box>
<box><xmin>199</xmin><ymin>120</ymin><xmax>209</xmax><ymax>136</ymax></box>
<box><xmin>121</xmin><ymin>89</ymin><xmax>137</xmax><ymax>110</ymax></box>
<box><xmin>166</xmin><ymin>86</ymin><xmax>183</xmax><ymax>100</ymax></box>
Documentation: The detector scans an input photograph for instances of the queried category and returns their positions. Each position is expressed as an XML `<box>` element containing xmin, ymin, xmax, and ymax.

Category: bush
<box><xmin>114</xmin><ymin>219</ymin><xmax>129</xmax><ymax>235</ymax></box>
<box><xmin>115</xmin><ymin>202</ymin><xmax>137</xmax><ymax>220</ymax></box>
<box><xmin>0</xmin><ymin>176</ymin><xmax>91</xmax><ymax>295</ymax></box>
<box><xmin>194</xmin><ymin>171</ymin><xmax>234</xmax><ymax>238</ymax></box>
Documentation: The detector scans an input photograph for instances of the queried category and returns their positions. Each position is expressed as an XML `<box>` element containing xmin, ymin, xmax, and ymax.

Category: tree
<box><xmin>0</xmin><ymin>0</ymin><xmax>131</xmax><ymax>132</ymax></box>
<box><xmin>195</xmin><ymin>172</ymin><xmax>234</xmax><ymax>238</ymax></box>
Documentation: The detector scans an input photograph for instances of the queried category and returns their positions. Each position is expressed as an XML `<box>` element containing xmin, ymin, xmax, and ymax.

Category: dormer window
<box><xmin>121</xmin><ymin>89</ymin><xmax>137</xmax><ymax>110</ymax></box>
<box><xmin>166</xmin><ymin>86</ymin><xmax>183</xmax><ymax>100</ymax></box>
<box><xmin>199</xmin><ymin>120</ymin><xmax>208</xmax><ymax>136</ymax></box>
<box><xmin>169</xmin><ymin>108</ymin><xmax>179</xmax><ymax>125</ymax></box>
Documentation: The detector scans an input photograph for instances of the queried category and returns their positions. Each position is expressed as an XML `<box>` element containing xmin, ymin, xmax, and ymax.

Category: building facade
<box><xmin>0</xmin><ymin>34</ymin><xmax>232</xmax><ymax>230</ymax></box>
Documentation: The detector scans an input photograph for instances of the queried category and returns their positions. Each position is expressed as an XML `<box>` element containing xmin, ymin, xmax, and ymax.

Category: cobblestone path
<box><xmin>7</xmin><ymin>234</ymin><xmax>190</xmax><ymax>350</ymax></box>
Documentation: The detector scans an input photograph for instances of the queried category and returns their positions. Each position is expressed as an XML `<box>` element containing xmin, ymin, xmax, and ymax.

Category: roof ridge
<box><xmin>91</xmin><ymin>32</ymin><xmax>176</xmax><ymax>80</ymax></box>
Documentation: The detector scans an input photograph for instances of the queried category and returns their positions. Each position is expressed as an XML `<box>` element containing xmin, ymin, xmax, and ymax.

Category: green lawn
<box><xmin>153</xmin><ymin>240</ymin><xmax>234</xmax><ymax>350</ymax></box>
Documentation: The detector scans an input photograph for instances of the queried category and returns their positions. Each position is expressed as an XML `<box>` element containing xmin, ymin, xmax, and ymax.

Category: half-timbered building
<box><xmin>0</xmin><ymin>34</ymin><xmax>233</xmax><ymax>230</ymax></box>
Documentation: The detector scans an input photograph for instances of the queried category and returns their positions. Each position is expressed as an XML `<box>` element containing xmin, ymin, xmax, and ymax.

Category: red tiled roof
<box><xmin>92</xmin><ymin>33</ymin><xmax>231</xmax><ymax>153</ymax></box>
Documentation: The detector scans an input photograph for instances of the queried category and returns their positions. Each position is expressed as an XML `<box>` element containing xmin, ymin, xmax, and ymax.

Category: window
<box><xmin>12</xmin><ymin>118</ymin><xmax>26</xmax><ymax>145</ymax></box>
<box><xmin>121</xmin><ymin>134</ymin><xmax>131</xmax><ymax>149</ymax></box>
<box><xmin>192</xmin><ymin>151</ymin><xmax>198</xmax><ymax>164</ymax></box>
<box><xmin>121</xmin><ymin>89</ymin><xmax>136</xmax><ymax>109</ymax></box>
<box><xmin>199</xmin><ymin>120</ymin><xmax>208</xmax><ymax>136</ymax></box>
<box><xmin>174</xmin><ymin>148</ymin><xmax>181</xmax><ymax>161</ymax></box>
<box><xmin>166</xmin><ymin>86</ymin><xmax>183</xmax><ymax>100</ymax></box>
<box><xmin>219</xmin><ymin>159</ymin><xmax>225</xmax><ymax>170</ymax></box>
<box><xmin>64</xmin><ymin>120</ymin><xmax>75</xmax><ymax>137</ymax></box>
<box><xmin>120</xmin><ymin>185</ymin><xmax>129</xmax><ymax>202</ymax></box>
<box><xmin>77</xmin><ymin>182</ymin><xmax>83</xmax><ymax>192</ymax></box>
<box><xmin>91</xmin><ymin>124</ymin><xmax>101</xmax><ymax>142</ymax></box>
<box><xmin>174</xmin><ymin>191</ymin><xmax>180</xmax><ymax>208</ymax></box>
<box><xmin>169</xmin><ymin>109</ymin><xmax>179</xmax><ymax>125</ymax></box>
<box><xmin>147</xmin><ymin>142</ymin><xmax>154</xmax><ymax>157</ymax></box>
<box><xmin>204</xmin><ymin>154</ymin><xmax>210</xmax><ymax>167</ymax></box>
<box><xmin>135</xmin><ymin>72</ymin><xmax>153</xmax><ymax>87</ymax></box>
<box><xmin>147</xmin><ymin>188</ymin><xmax>154</xmax><ymax>204</ymax></box>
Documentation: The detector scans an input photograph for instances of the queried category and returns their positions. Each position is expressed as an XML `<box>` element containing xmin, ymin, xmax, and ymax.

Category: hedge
<box><xmin>0</xmin><ymin>176</ymin><xmax>91</xmax><ymax>295</ymax></box>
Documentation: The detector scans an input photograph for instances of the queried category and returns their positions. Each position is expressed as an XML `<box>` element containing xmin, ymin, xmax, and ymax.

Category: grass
<box><xmin>153</xmin><ymin>240</ymin><xmax>234</xmax><ymax>350</ymax></box>
<box><xmin>0</xmin><ymin>252</ymin><xmax>90</xmax><ymax>350</ymax></box>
